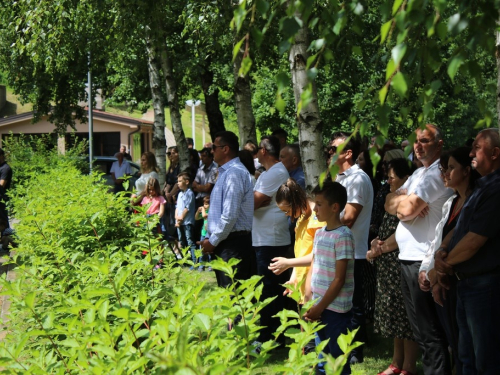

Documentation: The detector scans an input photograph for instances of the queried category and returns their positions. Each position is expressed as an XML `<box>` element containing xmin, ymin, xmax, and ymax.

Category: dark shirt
<box><xmin>289</xmin><ymin>166</ymin><xmax>306</xmax><ymax>190</ymax></box>
<box><xmin>448</xmin><ymin>168</ymin><xmax>500</xmax><ymax>273</ymax></box>
<box><xmin>0</xmin><ymin>162</ymin><xmax>12</xmax><ymax>199</ymax></box>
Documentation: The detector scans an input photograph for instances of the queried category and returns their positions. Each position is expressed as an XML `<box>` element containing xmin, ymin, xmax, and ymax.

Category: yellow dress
<box><xmin>294</xmin><ymin>213</ymin><xmax>325</xmax><ymax>301</ymax></box>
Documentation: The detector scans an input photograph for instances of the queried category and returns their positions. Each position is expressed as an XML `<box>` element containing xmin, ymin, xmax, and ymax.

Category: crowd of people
<box><xmin>122</xmin><ymin>125</ymin><xmax>499</xmax><ymax>375</ymax></box>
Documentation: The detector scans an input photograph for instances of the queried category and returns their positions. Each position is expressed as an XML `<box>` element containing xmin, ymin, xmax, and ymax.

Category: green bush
<box><xmin>0</xmin><ymin>143</ymin><xmax>359</xmax><ymax>374</ymax></box>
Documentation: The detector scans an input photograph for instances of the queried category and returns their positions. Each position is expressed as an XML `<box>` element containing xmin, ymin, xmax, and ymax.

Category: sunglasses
<box><xmin>212</xmin><ymin>144</ymin><xmax>227</xmax><ymax>151</ymax></box>
<box><xmin>327</xmin><ymin>145</ymin><xmax>337</xmax><ymax>153</ymax></box>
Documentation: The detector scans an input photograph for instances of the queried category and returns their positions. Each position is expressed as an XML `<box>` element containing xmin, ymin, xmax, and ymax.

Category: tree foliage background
<box><xmin>0</xmin><ymin>0</ymin><xmax>499</xmax><ymax>186</ymax></box>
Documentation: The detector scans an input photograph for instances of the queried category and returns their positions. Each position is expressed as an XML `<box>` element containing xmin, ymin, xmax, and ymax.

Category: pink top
<box><xmin>140</xmin><ymin>195</ymin><xmax>166</xmax><ymax>215</ymax></box>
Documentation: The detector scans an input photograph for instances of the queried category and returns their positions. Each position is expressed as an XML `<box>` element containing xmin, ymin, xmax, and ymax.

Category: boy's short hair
<box><xmin>177</xmin><ymin>171</ymin><xmax>191</xmax><ymax>182</ymax></box>
<box><xmin>312</xmin><ymin>180</ymin><xmax>347</xmax><ymax>211</ymax></box>
<box><xmin>203</xmin><ymin>196</ymin><xmax>210</xmax><ymax>204</ymax></box>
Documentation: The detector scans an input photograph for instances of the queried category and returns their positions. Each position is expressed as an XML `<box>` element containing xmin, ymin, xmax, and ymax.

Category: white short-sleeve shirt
<box><xmin>252</xmin><ymin>162</ymin><xmax>291</xmax><ymax>247</ymax></box>
<box><xmin>395</xmin><ymin>160</ymin><xmax>454</xmax><ymax>261</ymax></box>
<box><xmin>336</xmin><ymin>164</ymin><xmax>374</xmax><ymax>259</ymax></box>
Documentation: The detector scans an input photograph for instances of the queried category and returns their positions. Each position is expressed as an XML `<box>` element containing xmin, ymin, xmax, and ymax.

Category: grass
<box><xmin>193</xmin><ymin>269</ymin><xmax>424</xmax><ymax>375</ymax></box>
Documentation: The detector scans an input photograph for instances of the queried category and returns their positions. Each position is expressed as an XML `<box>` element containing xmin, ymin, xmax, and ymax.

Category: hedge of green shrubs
<box><xmin>0</xmin><ymin>138</ymin><xmax>357</xmax><ymax>374</ymax></box>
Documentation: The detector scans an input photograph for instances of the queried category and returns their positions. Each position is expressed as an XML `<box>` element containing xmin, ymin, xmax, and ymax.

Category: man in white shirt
<box><xmin>253</xmin><ymin>135</ymin><xmax>291</xmax><ymax>346</ymax></box>
<box><xmin>329</xmin><ymin>132</ymin><xmax>374</xmax><ymax>364</ymax></box>
<box><xmin>385</xmin><ymin>124</ymin><xmax>453</xmax><ymax>375</ymax></box>
<box><xmin>110</xmin><ymin>152</ymin><xmax>131</xmax><ymax>193</ymax></box>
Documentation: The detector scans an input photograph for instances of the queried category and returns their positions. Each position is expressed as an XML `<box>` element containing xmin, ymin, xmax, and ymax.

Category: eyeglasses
<box><xmin>212</xmin><ymin>144</ymin><xmax>227</xmax><ymax>151</ymax></box>
<box><xmin>327</xmin><ymin>145</ymin><xmax>337</xmax><ymax>154</ymax></box>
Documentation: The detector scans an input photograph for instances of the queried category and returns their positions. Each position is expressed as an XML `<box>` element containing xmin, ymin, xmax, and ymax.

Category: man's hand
<box><xmin>303</xmin><ymin>304</ymin><xmax>323</xmax><ymax>322</ymax></box>
<box><xmin>418</xmin><ymin>206</ymin><xmax>430</xmax><ymax>218</ymax></box>
<box><xmin>434</xmin><ymin>250</ymin><xmax>454</xmax><ymax>275</ymax></box>
<box><xmin>432</xmin><ymin>283</ymin><xmax>447</xmax><ymax>307</ymax></box>
<box><xmin>201</xmin><ymin>239</ymin><xmax>215</xmax><ymax>254</ymax></box>
<box><xmin>437</xmin><ymin>272</ymin><xmax>451</xmax><ymax>290</ymax></box>
<box><xmin>418</xmin><ymin>271</ymin><xmax>431</xmax><ymax>292</ymax></box>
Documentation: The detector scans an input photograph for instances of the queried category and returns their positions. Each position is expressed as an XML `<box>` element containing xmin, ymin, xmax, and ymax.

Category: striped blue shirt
<box><xmin>207</xmin><ymin>157</ymin><xmax>254</xmax><ymax>246</ymax></box>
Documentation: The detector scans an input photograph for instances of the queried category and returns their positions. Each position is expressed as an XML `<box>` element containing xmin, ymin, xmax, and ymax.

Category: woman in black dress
<box><xmin>367</xmin><ymin>158</ymin><xmax>418</xmax><ymax>375</ymax></box>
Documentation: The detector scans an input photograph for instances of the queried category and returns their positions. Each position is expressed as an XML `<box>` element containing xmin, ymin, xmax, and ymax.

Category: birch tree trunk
<box><xmin>233</xmin><ymin>39</ymin><xmax>257</xmax><ymax>147</ymax></box>
<box><xmin>201</xmin><ymin>59</ymin><xmax>225</xmax><ymax>141</ymax></box>
<box><xmin>289</xmin><ymin>21</ymin><xmax>324</xmax><ymax>192</ymax></box>
<box><xmin>159</xmin><ymin>41</ymin><xmax>190</xmax><ymax>172</ymax></box>
<box><xmin>145</xmin><ymin>26</ymin><xmax>167</xmax><ymax>186</ymax></box>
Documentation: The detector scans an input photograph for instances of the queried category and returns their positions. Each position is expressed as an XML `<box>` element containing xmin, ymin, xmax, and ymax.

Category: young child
<box><xmin>175</xmin><ymin>172</ymin><xmax>197</xmax><ymax>269</ymax></box>
<box><xmin>195</xmin><ymin>196</ymin><xmax>211</xmax><ymax>271</ymax></box>
<box><xmin>304</xmin><ymin>180</ymin><xmax>355</xmax><ymax>375</ymax></box>
<box><xmin>132</xmin><ymin>177</ymin><xmax>166</xmax><ymax>234</ymax></box>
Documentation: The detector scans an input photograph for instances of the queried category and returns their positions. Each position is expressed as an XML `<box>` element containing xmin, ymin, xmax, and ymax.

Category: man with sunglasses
<box><xmin>201</xmin><ymin>131</ymin><xmax>255</xmax><ymax>288</ymax></box>
<box><xmin>329</xmin><ymin>132</ymin><xmax>374</xmax><ymax>364</ymax></box>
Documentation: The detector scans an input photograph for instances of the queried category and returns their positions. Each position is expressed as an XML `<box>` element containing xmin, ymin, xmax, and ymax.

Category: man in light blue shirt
<box><xmin>202</xmin><ymin>131</ymin><xmax>255</xmax><ymax>287</ymax></box>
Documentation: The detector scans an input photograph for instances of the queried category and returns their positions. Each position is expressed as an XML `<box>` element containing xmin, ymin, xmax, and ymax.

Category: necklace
<box><xmin>447</xmin><ymin>197</ymin><xmax>464</xmax><ymax>224</ymax></box>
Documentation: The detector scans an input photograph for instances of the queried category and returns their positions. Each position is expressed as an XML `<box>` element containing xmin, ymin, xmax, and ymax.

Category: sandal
<box><xmin>377</xmin><ymin>364</ymin><xmax>402</xmax><ymax>375</ymax></box>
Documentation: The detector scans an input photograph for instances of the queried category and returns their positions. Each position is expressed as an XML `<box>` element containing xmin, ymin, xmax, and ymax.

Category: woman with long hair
<box><xmin>421</xmin><ymin>147</ymin><xmax>480</xmax><ymax>375</ymax></box>
<box><xmin>134</xmin><ymin>151</ymin><xmax>159</xmax><ymax>194</ymax></box>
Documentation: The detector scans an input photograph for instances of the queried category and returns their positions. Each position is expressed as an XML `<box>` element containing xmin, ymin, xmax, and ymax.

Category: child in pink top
<box><xmin>132</xmin><ymin>177</ymin><xmax>166</xmax><ymax>228</ymax></box>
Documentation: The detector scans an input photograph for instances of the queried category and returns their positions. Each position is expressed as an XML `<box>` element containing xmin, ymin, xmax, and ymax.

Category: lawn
<box><xmin>195</xmin><ymin>269</ymin><xmax>423</xmax><ymax>375</ymax></box>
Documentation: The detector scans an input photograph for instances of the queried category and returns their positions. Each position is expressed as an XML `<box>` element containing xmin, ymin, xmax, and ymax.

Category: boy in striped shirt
<box><xmin>304</xmin><ymin>180</ymin><xmax>355</xmax><ymax>375</ymax></box>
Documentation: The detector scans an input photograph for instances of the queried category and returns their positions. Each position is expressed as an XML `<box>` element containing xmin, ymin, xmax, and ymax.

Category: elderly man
<box><xmin>201</xmin><ymin>131</ymin><xmax>255</xmax><ymax>288</ymax></box>
<box><xmin>385</xmin><ymin>124</ymin><xmax>453</xmax><ymax>375</ymax></box>
<box><xmin>120</xmin><ymin>145</ymin><xmax>132</xmax><ymax>161</ymax></box>
<box><xmin>253</xmin><ymin>135</ymin><xmax>290</xmax><ymax>347</ymax></box>
<box><xmin>329</xmin><ymin>132</ymin><xmax>373</xmax><ymax>364</ymax></box>
<box><xmin>279</xmin><ymin>144</ymin><xmax>305</xmax><ymax>190</ymax></box>
<box><xmin>435</xmin><ymin>128</ymin><xmax>500</xmax><ymax>375</ymax></box>
<box><xmin>110</xmin><ymin>152</ymin><xmax>131</xmax><ymax>193</ymax></box>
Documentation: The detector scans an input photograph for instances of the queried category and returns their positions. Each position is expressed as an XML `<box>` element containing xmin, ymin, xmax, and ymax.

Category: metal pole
<box><xmin>191</xmin><ymin>103</ymin><xmax>196</xmax><ymax>149</ymax></box>
<box><xmin>88</xmin><ymin>52</ymin><xmax>93</xmax><ymax>173</ymax></box>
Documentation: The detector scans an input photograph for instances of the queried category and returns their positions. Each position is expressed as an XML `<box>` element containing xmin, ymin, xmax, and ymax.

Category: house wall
<box><xmin>0</xmin><ymin>116</ymin><xmax>150</xmax><ymax>159</ymax></box>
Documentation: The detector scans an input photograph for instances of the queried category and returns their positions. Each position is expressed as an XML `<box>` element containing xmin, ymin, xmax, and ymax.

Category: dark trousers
<box><xmin>435</xmin><ymin>277</ymin><xmax>462</xmax><ymax>375</ymax></box>
<box><xmin>0</xmin><ymin>199</ymin><xmax>9</xmax><ymax>228</ymax></box>
<box><xmin>177</xmin><ymin>224</ymin><xmax>196</xmax><ymax>264</ymax></box>
<box><xmin>254</xmin><ymin>245</ymin><xmax>291</xmax><ymax>344</ymax></box>
<box><xmin>315</xmin><ymin>309</ymin><xmax>352</xmax><ymax>375</ymax></box>
<box><xmin>400</xmin><ymin>260</ymin><xmax>451</xmax><ymax>375</ymax></box>
<box><xmin>213</xmin><ymin>233</ymin><xmax>256</xmax><ymax>288</ymax></box>
<box><xmin>456</xmin><ymin>272</ymin><xmax>500</xmax><ymax>375</ymax></box>
<box><xmin>351</xmin><ymin>259</ymin><xmax>367</xmax><ymax>359</ymax></box>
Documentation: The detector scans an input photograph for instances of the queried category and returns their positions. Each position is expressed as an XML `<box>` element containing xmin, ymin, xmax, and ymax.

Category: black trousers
<box><xmin>400</xmin><ymin>260</ymin><xmax>452</xmax><ymax>375</ymax></box>
<box><xmin>213</xmin><ymin>233</ymin><xmax>256</xmax><ymax>288</ymax></box>
<box><xmin>351</xmin><ymin>259</ymin><xmax>367</xmax><ymax>359</ymax></box>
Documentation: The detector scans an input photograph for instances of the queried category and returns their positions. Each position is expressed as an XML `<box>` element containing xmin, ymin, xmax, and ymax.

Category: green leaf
<box><xmin>255</xmin><ymin>0</ymin><xmax>269</xmax><ymax>15</ymax></box>
<box><xmin>193</xmin><ymin>313</ymin><xmax>211</xmax><ymax>332</ymax></box>
<box><xmin>447</xmin><ymin>54</ymin><xmax>465</xmax><ymax>81</ymax></box>
<box><xmin>250</xmin><ymin>27</ymin><xmax>263</xmax><ymax>47</ymax></box>
<box><xmin>352</xmin><ymin>46</ymin><xmax>362</xmax><ymax>56</ymax></box>
<box><xmin>276</xmin><ymin>95</ymin><xmax>286</xmax><ymax>113</ymax></box>
<box><xmin>25</xmin><ymin>292</ymin><xmax>35</xmax><ymax>309</ymax></box>
<box><xmin>392</xmin><ymin>0</ymin><xmax>404</xmax><ymax>15</ymax></box>
<box><xmin>114</xmin><ymin>267</ymin><xmax>128</xmax><ymax>291</ymax></box>
<box><xmin>379</xmin><ymin>86</ymin><xmax>388</xmax><ymax>105</ymax></box>
<box><xmin>391</xmin><ymin>72</ymin><xmax>408</xmax><ymax>97</ymax></box>
<box><xmin>281</xmin><ymin>17</ymin><xmax>301</xmax><ymax>39</ymax></box>
<box><xmin>98</xmin><ymin>300</ymin><xmax>109</xmax><ymax>320</ymax></box>
<box><xmin>239</xmin><ymin>56</ymin><xmax>253</xmax><ymax>76</ymax></box>
<box><xmin>232</xmin><ymin>37</ymin><xmax>245</xmax><ymax>62</ymax></box>
<box><xmin>386</xmin><ymin>59</ymin><xmax>396</xmax><ymax>81</ymax></box>
<box><xmin>391</xmin><ymin>43</ymin><xmax>407</xmax><ymax>65</ymax></box>
<box><xmin>380</xmin><ymin>20</ymin><xmax>392</xmax><ymax>44</ymax></box>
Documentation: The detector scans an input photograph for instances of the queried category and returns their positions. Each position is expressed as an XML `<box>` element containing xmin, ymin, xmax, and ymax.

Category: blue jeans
<box><xmin>254</xmin><ymin>245</ymin><xmax>291</xmax><ymax>344</ymax></box>
<box><xmin>177</xmin><ymin>224</ymin><xmax>196</xmax><ymax>264</ymax></box>
<box><xmin>456</xmin><ymin>272</ymin><xmax>500</xmax><ymax>375</ymax></box>
<box><xmin>315</xmin><ymin>309</ymin><xmax>352</xmax><ymax>375</ymax></box>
